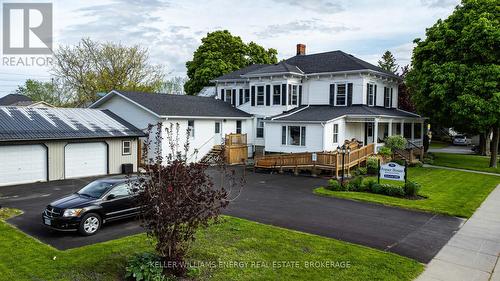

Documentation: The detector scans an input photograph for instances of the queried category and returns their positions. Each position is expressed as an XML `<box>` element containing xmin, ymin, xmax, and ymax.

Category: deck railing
<box><xmin>254</xmin><ymin>143</ymin><xmax>375</xmax><ymax>177</ymax></box>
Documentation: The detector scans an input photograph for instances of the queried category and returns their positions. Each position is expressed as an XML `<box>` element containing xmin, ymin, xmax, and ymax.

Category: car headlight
<box><xmin>63</xmin><ymin>208</ymin><xmax>84</xmax><ymax>217</ymax></box>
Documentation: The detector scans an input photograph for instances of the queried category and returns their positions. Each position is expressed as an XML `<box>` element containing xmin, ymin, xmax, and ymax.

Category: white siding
<box><xmin>264</xmin><ymin>122</ymin><xmax>324</xmax><ymax>153</ymax></box>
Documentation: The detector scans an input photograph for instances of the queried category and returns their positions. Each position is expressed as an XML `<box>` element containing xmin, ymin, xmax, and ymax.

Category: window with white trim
<box><xmin>281</xmin><ymin>126</ymin><xmax>306</xmax><ymax>146</ymax></box>
<box><xmin>257</xmin><ymin>86</ymin><xmax>265</xmax><ymax>105</ymax></box>
<box><xmin>256</xmin><ymin>118</ymin><xmax>264</xmax><ymax>138</ymax></box>
<box><xmin>333</xmin><ymin>124</ymin><xmax>339</xmax><ymax>143</ymax></box>
<box><xmin>291</xmin><ymin>85</ymin><xmax>298</xmax><ymax>105</ymax></box>
<box><xmin>367</xmin><ymin>83</ymin><xmax>375</xmax><ymax>106</ymax></box>
<box><xmin>384</xmin><ymin>87</ymin><xmax>391</xmax><ymax>108</ymax></box>
<box><xmin>214</xmin><ymin>122</ymin><xmax>220</xmax><ymax>134</ymax></box>
<box><xmin>122</xmin><ymin>140</ymin><xmax>131</xmax><ymax>155</ymax></box>
<box><xmin>188</xmin><ymin>120</ymin><xmax>194</xmax><ymax>138</ymax></box>
<box><xmin>225</xmin><ymin>89</ymin><xmax>232</xmax><ymax>105</ymax></box>
<box><xmin>336</xmin><ymin>84</ymin><xmax>347</xmax><ymax>106</ymax></box>
<box><xmin>244</xmin><ymin>89</ymin><xmax>250</xmax><ymax>103</ymax></box>
<box><xmin>273</xmin><ymin>85</ymin><xmax>281</xmax><ymax>105</ymax></box>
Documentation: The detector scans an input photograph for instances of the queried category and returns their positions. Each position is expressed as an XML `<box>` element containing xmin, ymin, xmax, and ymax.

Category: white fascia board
<box><xmin>271</xmin><ymin>105</ymin><xmax>310</xmax><ymax>120</ymax></box>
<box><xmin>305</xmin><ymin>69</ymin><xmax>402</xmax><ymax>82</ymax></box>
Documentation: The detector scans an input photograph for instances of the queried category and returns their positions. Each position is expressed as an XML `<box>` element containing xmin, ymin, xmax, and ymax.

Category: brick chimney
<box><xmin>296</xmin><ymin>44</ymin><xmax>306</xmax><ymax>55</ymax></box>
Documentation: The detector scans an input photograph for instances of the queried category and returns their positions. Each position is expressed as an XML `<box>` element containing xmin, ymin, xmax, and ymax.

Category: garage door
<box><xmin>65</xmin><ymin>142</ymin><xmax>107</xmax><ymax>179</ymax></box>
<box><xmin>0</xmin><ymin>145</ymin><xmax>47</xmax><ymax>186</ymax></box>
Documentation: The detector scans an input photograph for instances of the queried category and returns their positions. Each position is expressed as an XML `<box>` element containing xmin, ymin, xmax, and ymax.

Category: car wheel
<box><xmin>78</xmin><ymin>213</ymin><xmax>101</xmax><ymax>236</ymax></box>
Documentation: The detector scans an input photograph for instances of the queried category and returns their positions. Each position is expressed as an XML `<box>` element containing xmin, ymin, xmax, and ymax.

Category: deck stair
<box><xmin>200</xmin><ymin>145</ymin><xmax>224</xmax><ymax>165</ymax></box>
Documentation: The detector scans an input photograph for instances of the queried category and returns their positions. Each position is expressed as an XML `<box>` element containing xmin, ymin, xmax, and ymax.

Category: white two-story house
<box><xmin>211</xmin><ymin>44</ymin><xmax>425</xmax><ymax>154</ymax></box>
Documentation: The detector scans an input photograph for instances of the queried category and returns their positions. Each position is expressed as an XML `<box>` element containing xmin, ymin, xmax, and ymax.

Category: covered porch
<box><xmin>344</xmin><ymin>116</ymin><xmax>426</xmax><ymax>151</ymax></box>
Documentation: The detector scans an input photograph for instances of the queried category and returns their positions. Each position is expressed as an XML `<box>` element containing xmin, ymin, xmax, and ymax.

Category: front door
<box><xmin>365</xmin><ymin>123</ymin><xmax>374</xmax><ymax>144</ymax></box>
<box><xmin>101</xmin><ymin>183</ymin><xmax>136</xmax><ymax>220</ymax></box>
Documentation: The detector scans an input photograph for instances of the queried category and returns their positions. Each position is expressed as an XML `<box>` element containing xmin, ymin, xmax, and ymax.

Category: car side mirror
<box><xmin>107</xmin><ymin>194</ymin><xmax>116</xmax><ymax>200</ymax></box>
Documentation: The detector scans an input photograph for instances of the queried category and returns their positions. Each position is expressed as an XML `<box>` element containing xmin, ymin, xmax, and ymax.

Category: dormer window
<box><xmin>336</xmin><ymin>84</ymin><xmax>347</xmax><ymax>106</ymax></box>
<box><xmin>367</xmin><ymin>83</ymin><xmax>375</xmax><ymax>106</ymax></box>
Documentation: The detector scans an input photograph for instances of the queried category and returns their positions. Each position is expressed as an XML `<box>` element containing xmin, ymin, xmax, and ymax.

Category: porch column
<box><xmin>374</xmin><ymin>118</ymin><xmax>379</xmax><ymax>144</ymax></box>
<box><xmin>400</xmin><ymin>121</ymin><xmax>404</xmax><ymax>136</ymax></box>
<box><xmin>411</xmin><ymin>122</ymin><xmax>415</xmax><ymax>141</ymax></box>
<box><xmin>388</xmin><ymin>119</ymin><xmax>393</xmax><ymax>136</ymax></box>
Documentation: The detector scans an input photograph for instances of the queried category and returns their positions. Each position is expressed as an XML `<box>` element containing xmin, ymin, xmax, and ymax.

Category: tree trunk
<box><xmin>485</xmin><ymin>129</ymin><xmax>492</xmax><ymax>156</ymax></box>
<box><xmin>490</xmin><ymin>127</ymin><xmax>499</xmax><ymax>168</ymax></box>
<box><xmin>479</xmin><ymin>133</ymin><xmax>487</xmax><ymax>155</ymax></box>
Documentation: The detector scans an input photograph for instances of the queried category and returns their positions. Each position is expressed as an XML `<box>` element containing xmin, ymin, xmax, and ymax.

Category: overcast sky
<box><xmin>0</xmin><ymin>0</ymin><xmax>460</xmax><ymax>97</ymax></box>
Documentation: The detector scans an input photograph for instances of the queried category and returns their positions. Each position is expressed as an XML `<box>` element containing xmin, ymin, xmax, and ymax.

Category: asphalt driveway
<box><xmin>0</xmin><ymin>168</ymin><xmax>463</xmax><ymax>263</ymax></box>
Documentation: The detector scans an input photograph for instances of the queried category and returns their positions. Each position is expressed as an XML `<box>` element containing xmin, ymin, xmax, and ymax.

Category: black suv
<box><xmin>42</xmin><ymin>176</ymin><xmax>141</xmax><ymax>236</ymax></box>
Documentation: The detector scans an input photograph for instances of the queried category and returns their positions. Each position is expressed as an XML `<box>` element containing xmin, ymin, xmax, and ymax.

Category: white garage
<box><xmin>65</xmin><ymin>142</ymin><xmax>108</xmax><ymax>179</ymax></box>
<box><xmin>0</xmin><ymin>106</ymin><xmax>145</xmax><ymax>186</ymax></box>
<box><xmin>0</xmin><ymin>144</ymin><xmax>47</xmax><ymax>186</ymax></box>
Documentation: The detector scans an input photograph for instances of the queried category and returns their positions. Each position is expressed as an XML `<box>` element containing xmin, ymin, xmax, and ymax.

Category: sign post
<box><xmin>379</xmin><ymin>161</ymin><xmax>407</xmax><ymax>183</ymax></box>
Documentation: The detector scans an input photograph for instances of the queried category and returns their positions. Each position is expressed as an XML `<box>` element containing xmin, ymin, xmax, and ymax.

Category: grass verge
<box><xmin>314</xmin><ymin>167</ymin><xmax>500</xmax><ymax>218</ymax></box>
<box><xmin>0</xmin><ymin>211</ymin><xmax>423</xmax><ymax>281</ymax></box>
<box><xmin>432</xmin><ymin>152</ymin><xmax>500</xmax><ymax>174</ymax></box>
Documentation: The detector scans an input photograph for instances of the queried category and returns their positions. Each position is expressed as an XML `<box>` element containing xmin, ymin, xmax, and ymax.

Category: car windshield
<box><xmin>77</xmin><ymin>181</ymin><xmax>115</xmax><ymax>198</ymax></box>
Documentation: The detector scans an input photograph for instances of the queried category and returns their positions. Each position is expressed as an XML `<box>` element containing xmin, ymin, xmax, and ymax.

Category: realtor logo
<box><xmin>2</xmin><ymin>3</ymin><xmax>53</xmax><ymax>54</ymax></box>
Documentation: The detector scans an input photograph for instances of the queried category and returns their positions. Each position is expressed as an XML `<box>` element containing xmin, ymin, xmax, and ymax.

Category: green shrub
<box><xmin>378</xmin><ymin>146</ymin><xmax>392</xmax><ymax>157</ymax></box>
<box><xmin>125</xmin><ymin>253</ymin><xmax>168</xmax><ymax>281</ymax></box>
<box><xmin>362</xmin><ymin>178</ymin><xmax>378</xmax><ymax>192</ymax></box>
<box><xmin>385</xmin><ymin>135</ymin><xmax>407</xmax><ymax>151</ymax></box>
<box><xmin>409</xmin><ymin>161</ymin><xmax>423</xmax><ymax>168</ymax></box>
<box><xmin>380</xmin><ymin>184</ymin><xmax>405</xmax><ymax>197</ymax></box>
<box><xmin>353</xmin><ymin>167</ymin><xmax>368</xmax><ymax>176</ymax></box>
<box><xmin>404</xmin><ymin>181</ymin><xmax>421</xmax><ymax>197</ymax></box>
<box><xmin>366</xmin><ymin>156</ymin><xmax>379</xmax><ymax>174</ymax></box>
<box><xmin>392</xmin><ymin>159</ymin><xmax>406</xmax><ymax>166</ymax></box>
<box><xmin>328</xmin><ymin>179</ymin><xmax>346</xmax><ymax>191</ymax></box>
<box><xmin>370</xmin><ymin>183</ymin><xmax>383</xmax><ymax>194</ymax></box>
<box><xmin>347</xmin><ymin>176</ymin><xmax>364</xmax><ymax>191</ymax></box>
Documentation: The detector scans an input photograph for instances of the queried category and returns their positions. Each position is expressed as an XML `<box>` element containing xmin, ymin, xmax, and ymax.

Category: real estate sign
<box><xmin>379</xmin><ymin>162</ymin><xmax>407</xmax><ymax>182</ymax></box>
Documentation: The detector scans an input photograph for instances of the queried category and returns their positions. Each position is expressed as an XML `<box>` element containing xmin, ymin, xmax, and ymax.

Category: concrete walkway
<box><xmin>423</xmin><ymin>164</ymin><xmax>500</xmax><ymax>177</ymax></box>
<box><xmin>428</xmin><ymin>145</ymin><xmax>474</xmax><ymax>154</ymax></box>
<box><xmin>416</xmin><ymin>184</ymin><xmax>500</xmax><ymax>281</ymax></box>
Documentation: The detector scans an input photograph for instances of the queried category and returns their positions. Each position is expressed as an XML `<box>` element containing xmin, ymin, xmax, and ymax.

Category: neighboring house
<box><xmin>0</xmin><ymin>94</ymin><xmax>53</xmax><ymax>107</ymax></box>
<box><xmin>0</xmin><ymin>106</ymin><xmax>144</xmax><ymax>187</ymax></box>
<box><xmin>90</xmin><ymin>90</ymin><xmax>252</xmax><ymax>162</ymax></box>
<box><xmin>197</xmin><ymin>86</ymin><xmax>216</xmax><ymax>97</ymax></box>
<box><xmin>211</xmin><ymin>44</ymin><xmax>425</xmax><ymax>153</ymax></box>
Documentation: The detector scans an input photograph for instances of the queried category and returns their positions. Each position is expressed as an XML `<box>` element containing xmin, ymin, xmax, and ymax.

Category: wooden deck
<box><xmin>224</xmin><ymin>133</ymin><xmax>248</xmax><ymax>164</ymax></box>
<box><xmin>254</xmin><ymin>143</ymin><xmax>375</xmax><ymax>177</ymax></box>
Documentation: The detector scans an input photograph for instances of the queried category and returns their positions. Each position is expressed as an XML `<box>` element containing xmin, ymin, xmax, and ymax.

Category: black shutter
<box><xmin>239</xmin><ymin>89</ymin><xmax>243</xmax><ymax>105</ymax></box>
<box><xmin>232</xmin><ymin>89</ymin><xmax>236</xmax><ymax>106</ymax></box>
<box><xmin>221</xmin><ymin>88</ymin><xmax>225</xmax><ymax>101</ymax></box>
<box><xmin>298</xmin><ymin>85</ymin><xmax>302</xmax><ymax>105</ymax></box>
<box><xmin>374</xmin><ymin>85</ymin><xmax>377</xmax><ymax>106</ymax></box>
<box><xmin>329</xmin><ymin>84</ymin><xmax>335</xmax><ymax>105</ymax></box>
<box><xmin>251</xmin><ymin>86</ymin><xmax>255</xmax><ymax>106</ymax></box>
<box><xmin>347</xmin><ymin>83</ymin><xmax>353</xmax><ymax>106</ymax></box>
<box><xmin>281</xmin><ymin>84</ymin><xmax>286</xmax><ymax>105</ymax></box>
<box><xmin>366</xmin><ymin>83</ymin><xmax>369</xmax><ymax>105</ymax></box>
<box><xmin>265</xmin><ymin>85</ymin><xmax>271</xmax><ymax>106</ymax></box>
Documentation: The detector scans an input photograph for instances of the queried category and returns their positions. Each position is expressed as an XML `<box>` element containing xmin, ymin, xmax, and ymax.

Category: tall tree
<box><xmin>406</xmin><ymin>0</ymin><xmax>499</xmax><ymax>167</ymax></box>
<box><xmin>398</xmin><ymin>65</ymin><xmax>416</xmax><ymax>112</ymax></box>
<box><xmin>14</xmin><ymin>79</ymin><xmax>71</xmax><ymax>106</ymax></box>
<box><xmin>161</xmin><ymin>76</ymin><xmax>187</xmax><ymax>95</ymax></box>
<box><xmin>184</xmin><ymin>30</ymin><xmax>278</xmax><ymax>95</ymax></box>
<box><xmin>52</xmin><ymin>38</ymin><xmax>164</xmax><ymax>106</ymax></box>
<box><xmin>378</xmin><ymin>50</ymin><xmax>399</xmax><ymax>73</ymax></box>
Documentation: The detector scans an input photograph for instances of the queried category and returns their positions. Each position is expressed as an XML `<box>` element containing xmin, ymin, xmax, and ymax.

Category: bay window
<box><xmin>273</xmin><ymin>85</ymin><xmax>281</xmax><ymax>105</ymax></box>
<box><xmin>225</xmin><ymin>89</ymin><xmax>232</xmax><ymax>105</ymax></box>
<box><xmin>384</xmin><ymin>87</ymin><xmax>391</xmax><ymax>108</ymax></box>
<box><xmin>367</xmin><ymin>83</ymin><xmax>375</xmax><ymax>106</ymax></box>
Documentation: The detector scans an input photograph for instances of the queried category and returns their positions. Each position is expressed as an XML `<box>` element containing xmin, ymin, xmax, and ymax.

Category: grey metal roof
<box><xmin>244</xmin><ymin>62</ymin><xmax>303</xmax><ymax>76</ymax></box>
<box><xmin>98</xmin><ymin>91</ymin><xmax>252</xmax><ymax>118</ymax></box>
<box><xmin>269</xmin><ymin>105</ymin><xmax>421</xmax><ymax>122</ymax></box>
<box><xmin>0</xmin><ymin>94</ymin><xmax>33</xmax><ymax>106</ymax></box>
<box><xmin>0</xmin><ymin>106</ymin><xmax>145</xmax><ymax>142</ymax></box>
<box><xmin>212</xmin><ymin>64</ymin><xmax>271</xmax><ymax>81</ymax></box>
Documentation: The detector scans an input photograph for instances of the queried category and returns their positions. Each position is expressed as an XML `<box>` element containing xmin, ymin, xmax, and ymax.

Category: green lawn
<box><xmin>432</xmin><ymin>152</ymin><xmax>500</xmax><ymax>174</ymax></box>
<box><xmin>429</xmin><ymin>141</ymin><xmax>450</xmax><ymax>149</ymax></box>
<box><xmin>0</xmin><ymin>211</ymin><xmax>423</xmax><ymax>281</ymax></box>
<box><xmin>314</xmin><ymin>167</ymin><xmax>500</xmax><ymax>218</ymax></box>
